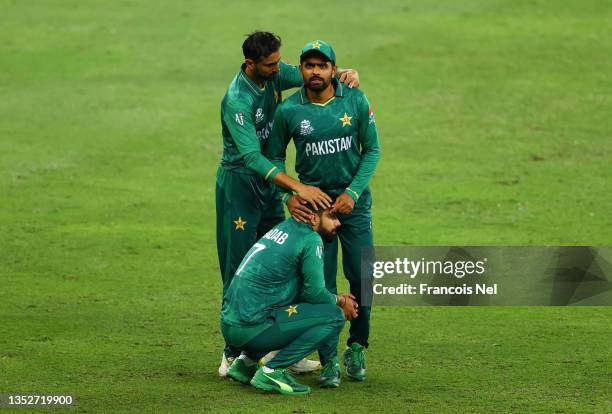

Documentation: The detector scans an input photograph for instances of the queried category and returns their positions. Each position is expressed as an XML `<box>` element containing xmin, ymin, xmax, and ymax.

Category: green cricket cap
<box><xmin>300</xmin><ymin>40</ymin><xmax>336</xmax><ymax>65</ymax></box>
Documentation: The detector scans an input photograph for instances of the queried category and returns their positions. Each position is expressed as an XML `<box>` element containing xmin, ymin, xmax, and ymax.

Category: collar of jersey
<box><xmin>299</xmin><ymin>78</ymin><xmax>343</xmax><ymax>106</ymax></box>
<box><xmin>292</xmin><ymin>217</ymin><xmax>314</xmax><ymax>231</ymax></box>
<box><xmin>239</xmin><ymin>68</ymin><xmax>266</xmax><ymax>96</ymax></box>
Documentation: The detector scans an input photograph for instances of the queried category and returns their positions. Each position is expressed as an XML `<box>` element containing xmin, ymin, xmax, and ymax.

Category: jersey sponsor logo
<box><xmin>255</xmin><ymin>108</ymin><xmax>264</xmax><ymax>123</ymax></box>
<box><xmin>369</xmin><ymin>106</ymin><xmax>375</xmax><ymax>124</ymax></box>
<box><xmin>305</xmin><ymin>135</ymin><xmax>353</xmax><ymax>157</ymax></box>
<box><xmin>263</xmin><ymin>228</ymin><xmax>289</xmax><ymax>245</ymax></box>
<box><xmin>256</xmin><ymin>120</ymin><xmax>274</xmax><ymax>141</ymax></box>
<box><xmin>300</xmin><ymin>119</ymin><xmax>314</xmax><ymax>136</ymax></box>
<box><xmin>316</xmin><ymin>245</ymin><xmax>323</xmax><ymax>259</ymax></box>
<box><xmin>235</xmin><ymin>112</ymin><xmax>244</xmax><ymax>126</ymax></box>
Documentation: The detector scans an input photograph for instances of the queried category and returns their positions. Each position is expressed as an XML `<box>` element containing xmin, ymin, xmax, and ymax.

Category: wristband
<box><xmin>344</xmin><ymin>187</ymin><xmax>359</xmax><ymax>202</ymax></box>
<box><xmin>337</xmin><ymin>295</ymin><xmax>346</xmax><ymax>307</ymax></box>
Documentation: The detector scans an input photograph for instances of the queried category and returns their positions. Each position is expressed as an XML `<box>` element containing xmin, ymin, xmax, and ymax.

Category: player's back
<box><xmin>220</xmin><ymin>218</ymin><xmax>321</xmax><ymax>327</ymax></box>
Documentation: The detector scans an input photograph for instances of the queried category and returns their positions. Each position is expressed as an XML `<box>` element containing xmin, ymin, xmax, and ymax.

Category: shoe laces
<box><xmin>281</xmin><ymin>368</ymin><xmax>298</xmax><ymax>385</ymax></box>
<box><xmin>322</xmin><ymin>360</ymin><xmax>338</xmax><ymax>377</ymax></box>
<box><xmin>352</xmin><ymin>348</ymin><xmax>366</xmax><ymax>369</ymax></box>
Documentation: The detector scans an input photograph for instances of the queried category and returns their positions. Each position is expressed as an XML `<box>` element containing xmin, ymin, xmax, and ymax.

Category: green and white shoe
<box><xmin>318</xmin><ymin>356</ymin><xmax>341</xmax><ymax>388</ymax></box>
<box><xmin>343</xmin><ymin>343</ymin><xmax>366</xmax><ymax>381</ymax></box>
<box><xmin>250</xmin><ymin>367</ymin><xmax>311</xmax><ymax>395</ymax></box>
<box><xmin>227</xmin><ymin>358</ymin><xmax>257</xmax><ymax>384</ymax></box>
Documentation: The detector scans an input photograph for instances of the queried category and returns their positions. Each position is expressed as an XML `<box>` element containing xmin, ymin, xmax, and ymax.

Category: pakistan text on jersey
<box><xmin>305</xmin><ymin>136</ymin><xmax>353</xmax><ymax>157</ymax></box>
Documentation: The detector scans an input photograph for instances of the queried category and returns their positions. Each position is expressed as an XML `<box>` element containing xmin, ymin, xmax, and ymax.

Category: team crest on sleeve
<box><xmin>255</xmin><ymin>108</ymin><xmax>264</xmax><ymax>123</ymax></box>
<box><xmin>235</xmin><ymin>112</ymin><xmax>244</xmax><ymax>126</ymax></box>
<box><xmin>368</xmin><ymin>106</ymin><xmax>375</xmax><ymax>124</ymax></box>
<box><xmin>300</xmin><ymin>119</ymin><xmax>314</xmax><ymax>135</ymax></box>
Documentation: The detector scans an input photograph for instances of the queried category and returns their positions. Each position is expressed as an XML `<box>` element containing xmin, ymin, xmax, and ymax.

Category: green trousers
<box><xmin>323</xmin><ymin>187</ymin><xmax>373</xmax><ymax>349</ymax></box>
<box><xmin>222</xmin><ymin>303</ymin><xmax>345</xmax><ymax>368</ymax></box>
<box><xmin>216</xmin><ymin>166</ymin><xmax>284</xmax><ymax>356</ymax></box>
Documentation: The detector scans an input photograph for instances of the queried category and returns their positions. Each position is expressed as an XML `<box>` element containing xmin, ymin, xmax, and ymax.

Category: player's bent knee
<box><xmin>327</xmin><ymin>305</ymin><xmax>345</xmax><ymax>326</ymax></box>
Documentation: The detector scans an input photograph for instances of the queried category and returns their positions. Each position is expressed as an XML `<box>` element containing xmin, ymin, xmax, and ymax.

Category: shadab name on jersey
<box><xmin>262</xmin><ymin>228</ymin><xmax>289</xmax><ymax>245</ymax></box>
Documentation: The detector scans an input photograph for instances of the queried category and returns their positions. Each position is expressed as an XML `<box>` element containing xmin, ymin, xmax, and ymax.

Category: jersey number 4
<box><xmin>236</xmin><ymin>243</ymin><xmax>266</xmax><ymax>275</ymax></box>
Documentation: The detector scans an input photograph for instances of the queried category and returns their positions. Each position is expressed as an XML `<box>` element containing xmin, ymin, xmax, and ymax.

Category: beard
<box><xmin>319</xmin><ymin>228</ymin><xmax>337</xmax><ymax>243</ymax></box>
<box><xmin>254</xmin><ymin>68</ymin><xmax>277</xmax><ymax>82</ymax></box>
<box><xmin>306</xmin><ymin>76</ymin><xmax>331</xmax><ymax>92</ymax></box>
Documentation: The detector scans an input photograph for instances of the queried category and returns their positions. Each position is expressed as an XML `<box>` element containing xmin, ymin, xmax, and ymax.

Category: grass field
<box><xmin>1</xmin><ymin>0</ymin><xmax>611</xmax><ymax>412</ymax></box>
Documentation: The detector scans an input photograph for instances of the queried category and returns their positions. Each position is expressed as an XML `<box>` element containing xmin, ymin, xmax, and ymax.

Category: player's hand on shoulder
<box><xmin>331</xmin><ymin>193</ymin><xmax>355</xmax><ymax>215</ymax></box>
<box><xmin>337</xmin><ymin>293</ymin><xmax>358</xmax><ymax>320</ymax></box>
<box><xmin>339</xmin><ymin>69</ymin><xmax>359</xmax><ymax>88</ymax></box>
<box><xmin>287</xmin><ymin>195</ymin><xmax>314</xmax><ymax>223</ymax></box>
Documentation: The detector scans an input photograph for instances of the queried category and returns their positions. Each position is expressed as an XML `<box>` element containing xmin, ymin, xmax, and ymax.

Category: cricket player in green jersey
<box><xmin>217</xmin><ymin>31</ymin><xmax>360</xmax><ymax>376</ymax></box>
<box><xmin>221</xmin><ymin>210</ymin><xmax>359</xmax><ymax>395</ymax></box>
<box><xmin>263</xmin><ymin>40</ymin><xmax>381</xmax><ymax>381</ymax></box>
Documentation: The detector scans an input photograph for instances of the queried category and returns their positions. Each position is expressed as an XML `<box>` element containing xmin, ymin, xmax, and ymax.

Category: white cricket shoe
<box><xmin>289</xmin><ymin>357</ymin><xmax>321</xmax><ymax>374</ymax></box>
<box><xmin>218</xmin><ymin>353</ymin><xmax>235</xmax><ymax>377</ymax></box>
<box><xmin>260</xmin><ymin>350</ymin><xmax>321</xmax><ymax>374</ymax></box>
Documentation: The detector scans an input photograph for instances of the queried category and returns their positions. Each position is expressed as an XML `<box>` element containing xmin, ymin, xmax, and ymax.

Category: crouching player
<box><xmin>220</xmin><ymin>209</ymin><xmax>358</xmax><ymax>395</ymax></box>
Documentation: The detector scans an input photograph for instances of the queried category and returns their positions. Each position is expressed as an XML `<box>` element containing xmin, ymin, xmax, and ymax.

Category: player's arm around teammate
<box><xmin>216</xmin><ymin>32</ymin><xmax>363</xmax><ymax>376</ymax></box>
<box><xmin>222</xmin><ymin>98</ymin><xmax>331</xmax><ymax>209</ymax></box>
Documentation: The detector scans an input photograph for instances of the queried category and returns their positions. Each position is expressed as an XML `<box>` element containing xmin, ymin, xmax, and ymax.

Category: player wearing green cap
<box><xmin>220</xmin><ymin>209</ymin><xmax>359</xmax><ymax>395</ymax></box>
<box><xmin>216</xmin><ymin>32</ymin><xmax>361</xmax><ymax>376</ymax></box>
<box><xmin>264</xmin><ymin>40</ymin><xmax>381</xmax><ymax>382</ymax></box>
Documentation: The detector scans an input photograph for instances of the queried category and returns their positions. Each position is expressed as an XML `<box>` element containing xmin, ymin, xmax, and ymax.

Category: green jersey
<box><xmin>264</xmin><ymin>78</ymin><xmax>381</xmax><ymax>202</ymax></box>
<box><xmin>221</xmin><ymin>218</ymin><xmax>336</xmax><ymax>334</ymax></box>
<box><xmin>220</xmin><ymin>61</ymin><xmax>303</xmax><ymax>180</ymax></box>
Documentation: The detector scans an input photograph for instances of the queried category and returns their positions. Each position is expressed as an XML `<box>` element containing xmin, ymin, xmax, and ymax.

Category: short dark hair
<box><xmin>316</xmin><ymin>207</ymin><xmax>336</xmax><ymax>218</ymax></box>
<box><xmin>242</xmin><ymin>31</ymin><xmax>281</xmax><ymax>61</ymax></box>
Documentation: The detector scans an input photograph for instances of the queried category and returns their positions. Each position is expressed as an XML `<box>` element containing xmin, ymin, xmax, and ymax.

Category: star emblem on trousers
<box><xmin>285</xmin><ymin>305</ymin><xmax>298</xmax><ymax>317</ymax></box>
<box><xmin>339</xmin><ymin>112</ymin><xmax>352</xmax><ymax>127</ymax></box>
<box><xmin>233</xmin><ymin>216</ymin><xmax>247</xmax><ymax>230</ymax></box>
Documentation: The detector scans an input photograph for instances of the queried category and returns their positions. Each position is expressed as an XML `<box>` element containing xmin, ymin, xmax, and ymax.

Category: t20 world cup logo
<box><xmin>300</xmin><ymin>119</ymin><xmax>314</xmax><ymax>136</ymax></box>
